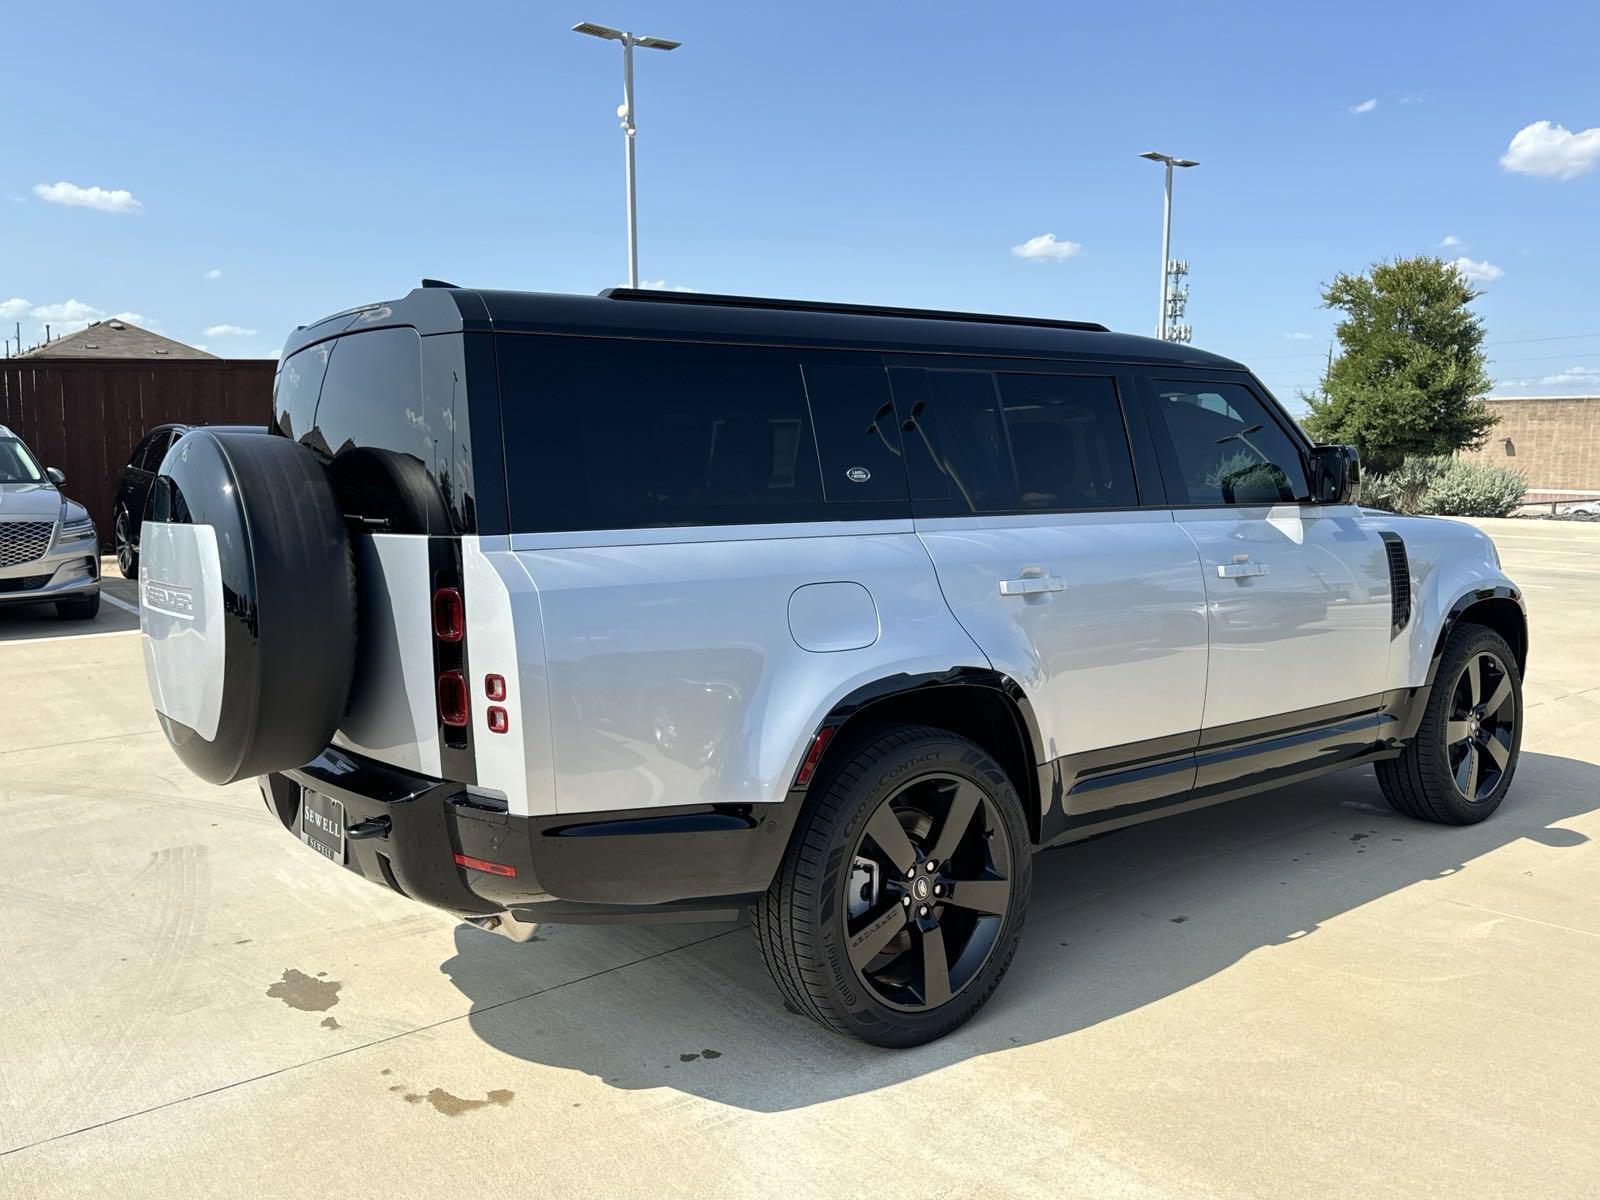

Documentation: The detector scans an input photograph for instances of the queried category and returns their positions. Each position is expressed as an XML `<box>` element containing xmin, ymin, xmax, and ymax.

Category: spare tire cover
<box><xmin>140</xmin><ymin>430</ymin><xmax>356</xmax><ymax>785</ymax></box>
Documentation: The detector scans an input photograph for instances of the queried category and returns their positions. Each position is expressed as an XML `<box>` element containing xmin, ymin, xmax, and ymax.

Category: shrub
<box><xmin>1363</xmin><ymin>455</ymin><xmax>1526</xmax><ymax>517</ymax></box>
<box><xmin>1422</xmin><ymin>460</ymin><xmax>1528</xmax><ymax>518</ymax></box>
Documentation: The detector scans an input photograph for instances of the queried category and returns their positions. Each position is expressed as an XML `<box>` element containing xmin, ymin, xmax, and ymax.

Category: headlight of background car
<box><xmin>58</xmin><ymin>516</ymin><xmax>97</xmax><ymax>544</ymax></box>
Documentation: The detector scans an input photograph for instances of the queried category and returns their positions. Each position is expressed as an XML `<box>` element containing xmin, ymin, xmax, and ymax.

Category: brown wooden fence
<box><xmin>0</xmin><ymin>357</ymin><xmax>275</xmax><ymax>549</ymax></box>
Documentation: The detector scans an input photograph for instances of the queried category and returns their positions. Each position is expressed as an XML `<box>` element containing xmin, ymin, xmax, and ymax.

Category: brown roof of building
<box><xmin>15</xmin><ymin>320</ymin><xmax>218</xmax><ymax>360</ymax></box>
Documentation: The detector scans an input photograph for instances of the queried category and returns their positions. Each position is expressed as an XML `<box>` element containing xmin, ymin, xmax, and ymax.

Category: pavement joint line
<box><xmin>0</xmin><ymin>924</ymin><xmax>745</xmax><ymax>1160</ymax></box>
<box><xmin>100</xmin><ymin>592</ymin><xmax>140</xmax><ymax>617</ymax></box>
<box><xmin>1440</xmin><ymin>898</ymin><xmax>1600</xmax><ymax>941</ymax></box>
<box><xmin>0</xmin><ymin>627</ymin><xmax>141</xmax><ymax>646</ymax></box>
<box><xmin>0</xmin><ymin>728</ymin><xmax>162</xmax><ymax>760</ymax></box>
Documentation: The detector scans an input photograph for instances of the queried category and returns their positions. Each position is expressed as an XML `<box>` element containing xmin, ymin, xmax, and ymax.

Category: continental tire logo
<box><xmin>144</xmin><ymin>580</ymin><xmax>197</xmax><ymax>619</ymax></box>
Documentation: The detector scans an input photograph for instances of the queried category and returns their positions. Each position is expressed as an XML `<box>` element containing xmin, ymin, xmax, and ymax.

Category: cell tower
<box><xmin>1163</xmin><ymin>259</ymin><xmax>1192</xmax><ymax>344</ymax></box>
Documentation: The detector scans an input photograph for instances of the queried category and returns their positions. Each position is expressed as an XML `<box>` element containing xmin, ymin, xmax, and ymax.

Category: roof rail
<box><xmin>599</xmin><ymin>288</ymin><xmax>1109</xmax><ymax>333</ymax></box>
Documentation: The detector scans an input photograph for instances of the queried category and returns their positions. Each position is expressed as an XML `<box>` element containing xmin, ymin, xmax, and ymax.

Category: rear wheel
<box><xmin>1376</xmin><ymin>623</ymin><xmax>1522</xmax><ymax>824</ymax></box>
<box><xmin>56</xmin><ymin>593</ymin><xmax>100</xmax><ymax>620</ymax></box>
<box><xmin>114</xmin><ymin>506</ymin><xmax>139</xmax><ymax>578</ymax></box>
<box><xmin>755</xmin><ymin>725</ymin><xmax>1031</xmax><ymax>1047</ymax></box>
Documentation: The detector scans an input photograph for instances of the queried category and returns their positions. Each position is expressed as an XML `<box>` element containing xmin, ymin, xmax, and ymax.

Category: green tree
<box><xmin>1301</xmin><ymin>256</ymin><xmax>1497</xmax><ymax>473</ymax></box>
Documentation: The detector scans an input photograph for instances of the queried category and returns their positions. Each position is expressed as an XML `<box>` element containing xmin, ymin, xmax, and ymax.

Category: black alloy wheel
<box><xmin>115</xmin><ymin>506</ymin><xmax>138</xmax><ymax>578</ymax></box>
<box><xmin>845</xmin><ymin>772</ymin><xmax>1014</xmax><ymax>1012</ymax></box>
<box><xmin>1444</xmin><ymin>649</ymin><xmax>1516</xmax><ymax>803</ymax></box>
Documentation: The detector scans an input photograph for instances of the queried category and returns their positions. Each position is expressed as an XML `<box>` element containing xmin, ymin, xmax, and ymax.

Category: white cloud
<box><xmin>1496</xmin><ymin>365</ymin><xmax>1600</xmax><ymax>392</ymax></box>
<box><xmin>635</xmin><ymin>280</ymin><xmax>695</xmax><ymax>292</ymax></box>
<box><xmin>1348</xmin><ymin>98</ymin><xmax>1378</xmax><ymax>115</ymax></box>
<box><xmin>204</xmin><ymin>268</ymin><xmax>223</xmax><ymax>280</ymax></box>
<box><xmin>0</xmin><ymin>297</ymin><xmax>31</xmax><ymax>320</ymax></box>
<box><xmin>1439</xmin><ymin>234</ymin><xmax>1464</xmax><ymax>248</ymax></box>
<box><xmin>1284</xmin><ymin>332</ymin><xmax>1314</xmax><ymax>341</ymax></box>
<box><xmin>31</xmin><ymin>299</ymin><xmax>105</xmax><ymax>326</ymax></box>
<box><xmin>110</xmin><ymin>312</ymin><xmax>150</xmax><ymax>327</ymax></box>
<box><xmin>1499</xmin><ymin>120</ymin><xmax>1600</xmax><ymax>180</ymax></box>
<box><xmin>32</xmin><ymin>180</ymin><xmax>142</xmax><ymax>213</ymax></box>
<box><xmin>1451</xmin><ymin>257</ymin><xmax>1504</xmax><ymax>286</ymax></box>
<box><xmin>1011</xmin><ymin>233</ymin><xmax>1082</xmax><ymax>262</ymax></box>
<box><xmin>204</xmin><ymin>323</ymin><xmax>258</xmax><ymax>337</ymax></box>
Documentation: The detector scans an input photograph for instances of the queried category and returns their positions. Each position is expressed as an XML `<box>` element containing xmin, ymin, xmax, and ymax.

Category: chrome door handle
<box><xmin>999</xmin><ymin>577</ymin><xmax>1065</xmax><ymax>596</ymax></box>
<box><xmin>1217</xmin><ymin>560</ymin><xmax>1269</xmax><ymax>579</ymax></box>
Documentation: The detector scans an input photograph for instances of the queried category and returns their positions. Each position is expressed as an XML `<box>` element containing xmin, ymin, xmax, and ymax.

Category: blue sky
<box><xmin>4</xmin><ymin>0</ymin><xmax>1599</xmax><ymax>410</ymax></box>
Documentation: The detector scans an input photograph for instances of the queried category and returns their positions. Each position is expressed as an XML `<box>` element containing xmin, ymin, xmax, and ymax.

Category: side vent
<box><xmin>1380</xmin><ymin>532</ymin><xmax>1411</xmax><ymax>635</ymax></box>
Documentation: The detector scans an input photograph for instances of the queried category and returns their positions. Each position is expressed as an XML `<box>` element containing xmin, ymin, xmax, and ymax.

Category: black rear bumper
<box><xmin>265</xmin><ymin>746</ymin><xmax>797</xmax><ymax>924</ymax></box>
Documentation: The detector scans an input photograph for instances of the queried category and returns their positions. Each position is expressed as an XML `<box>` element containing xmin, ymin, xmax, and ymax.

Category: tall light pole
<box><xmin>572</xmin><ymin>22</ymin><xmax>682</xmax><ymax>289</ymax></box>
<box><xmin>1139</xmin><ymin>151</ymin><xmax>1197</xmax><ymax>339</ymax></box>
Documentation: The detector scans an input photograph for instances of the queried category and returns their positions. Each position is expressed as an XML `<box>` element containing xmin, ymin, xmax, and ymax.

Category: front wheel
<box><xmin>755</xmin><ymin>725</ymin><xmax>1031</xmax><ymax>1047</ymax></box>
<box><xmin>1376</xmin><ymin>623</ymin><xmax>1523</xmax><ymax>824</ymax></box>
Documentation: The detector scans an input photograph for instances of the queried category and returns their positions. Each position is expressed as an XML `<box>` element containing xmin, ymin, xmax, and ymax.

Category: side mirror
<box><xmin>1308</xmin><ymin>445</ymin><xmax>1360</xmax><ymax>505</ymax></box>
<box><xmin>45</xmin><ymin>466</ymin><xmax>66</xmax><ymax>487</ymax></box>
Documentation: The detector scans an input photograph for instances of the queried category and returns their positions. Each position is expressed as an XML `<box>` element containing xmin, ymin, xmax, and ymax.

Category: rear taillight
<box><xmin>432</xmin><ymin>587</ymin><xmax>464</xmax><ymax>642</ymax></box>
<box><xmin>437</xmin><ymin>670</ymin><xmax>469</xmax><ymax>727</ymax></box>
<box><xmin>487</xmin><ymin>706</ymin><xmax>509</xmax><ymax>734</ymax></box>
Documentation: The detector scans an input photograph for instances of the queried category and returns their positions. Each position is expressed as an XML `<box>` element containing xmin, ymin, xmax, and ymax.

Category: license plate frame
<box><xmin>300</xmin><ymin>790</ymin><xmax>346</xmax><ymax>864</ymax></box>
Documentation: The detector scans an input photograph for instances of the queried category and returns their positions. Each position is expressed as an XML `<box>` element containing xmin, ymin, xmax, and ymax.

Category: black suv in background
<box><xmin>113</xmin><ymin>423</ymin><xmax>260</xmax><ymax>577</ymax></box>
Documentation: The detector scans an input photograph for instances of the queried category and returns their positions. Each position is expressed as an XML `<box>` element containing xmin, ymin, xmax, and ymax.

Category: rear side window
<box><xmin>1144</xmin><ymin>379</ymin><xmax>1309</xmax><ymax>505</ymax></box>
<box><xmin>298</xmin><ymin>329</ymin><xmax>424</xmax><ymax>464</ymax></box>
<box><xmin>498</xmin><ymin>335</ymin><xmax>907</xmax><ymax>533</ymax></box>
<box><xmin>893</xmin><ymin>368</ymin><xmax>1139</xmax><ymax>514</ymax></box>
<box><xmin>273</xmin><ymin>343</ymin><xmax>331</xmax><ymax>446</ymax></box>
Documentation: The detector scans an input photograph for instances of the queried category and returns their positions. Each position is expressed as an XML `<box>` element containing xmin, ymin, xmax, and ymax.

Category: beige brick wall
<box><xmin>1458</xmin><ymin>396</ymin><xmax>1600</xmax><ymax>492</ymax></box>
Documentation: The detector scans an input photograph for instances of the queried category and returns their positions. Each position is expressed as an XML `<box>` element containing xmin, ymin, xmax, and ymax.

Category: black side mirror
<box><xmin>1308</xmin><ymin>445</ymin><xmax>1360</xmax><ymax>505</ymax></box>
<box><xmin>45</xmin><ymin>466</ymin><xmax>66</xmax><ymax>487</ymax></box>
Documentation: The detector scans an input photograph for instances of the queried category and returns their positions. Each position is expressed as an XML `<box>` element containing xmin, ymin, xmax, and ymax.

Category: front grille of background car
<box><xmin>0</xmin><ymin>521</ymin><xmax>55</xmax><ymax>568</ymax></box>
<box><xmin>0</xmin><ymin>574</ymin><xmax>51</xmax><ymax>593</ymax></box>
<box><xmin>1380</xmin><ymin>532</ymin><xmax>1411</xmax><ymax>635</ymax></box>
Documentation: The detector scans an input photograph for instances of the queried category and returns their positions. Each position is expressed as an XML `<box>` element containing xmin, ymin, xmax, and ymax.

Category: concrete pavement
<box><xmin>2</xmin><ymin>526</ymin><xmax>1598</xmax><ymax>1198</ymax></box>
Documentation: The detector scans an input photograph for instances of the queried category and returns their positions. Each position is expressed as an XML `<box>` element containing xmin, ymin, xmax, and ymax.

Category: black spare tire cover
<box><xmin>140</xmin><ymin>430</ymin><xmax>356</xmax><ymax>785</ymax></box>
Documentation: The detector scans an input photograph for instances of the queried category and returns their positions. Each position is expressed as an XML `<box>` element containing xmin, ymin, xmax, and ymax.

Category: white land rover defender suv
<box><xmin>139</xmin><ymin>286</ymin><xmax>1526</xmax><ymax>1046</ymax></box>
<box><xmin>0</xmin><ymin>424</ymin><xmax>101</xmax><ymax>620</ymax></box>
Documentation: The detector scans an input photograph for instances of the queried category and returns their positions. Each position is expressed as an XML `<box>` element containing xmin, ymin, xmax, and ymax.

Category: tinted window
<box><xmin>900</xmin><ymin>368</ymin><xmax>1138</xmax><ymax>514</ymax></box>
<box><xmin>997</xmin><ymin>374</ymin><xmax>1138</xmax><ymax>509</ymax></box>
<box><xmin>1147</xmin><ymin>380</ymin><xmax>1309</xmax><ymax>505</ymax></box>
<box><xmin>301</xmin><ymin>329</ymin><xmax>424</xmax><ymax>463</ymax></box>
<box><xmin>498</xmin><ymin>335</ymin><xmax>834</xmax><ymax>532</ymax></box>
<box><xmin>800</xmin><ymin>362</ymin><xmax>908</xmax><ymax>504</ymax></box>
<box><xmin>273</xmin><ymin>343</ymin><xmax>331</xmax><ymax>446</ymax></box>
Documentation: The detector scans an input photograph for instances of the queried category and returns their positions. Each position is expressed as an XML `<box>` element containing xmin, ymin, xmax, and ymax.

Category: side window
<box><xmin>301</xmin><ymin>329</ymin><xmax>424</xmax><ymax>463</ymax></box>
<box><xmin>1146</xmin><ymin>379</ymin><xmax>1309</xmax><ymax>505</ymax></box>
<box><xmin>799</xmin><ymin>362</ymin><xmax>908</xmax><ymax>505</ymax></box>
<box><xmin>273</xmin><ymin>343</ymin><xmax>332</xmax><ymax>445</ymax></box>
<box><xmin>995</xmin><ymin>373</ymin><xmax>1138</xmax><ymax>510</ymax></box>
<box><xmin>897</xmin><ymin>368</ymin><xmax>1139</xmax><ymax>514</ymax></box>
<box><xmin>498</xmin><ymin>335</ymin><xmax>830</xmax><ymax>532</ymax></box>
<box><xmin>130</xmin><ymin>432</ymin><xmax>163</xmax><ymax>472</ymax></box>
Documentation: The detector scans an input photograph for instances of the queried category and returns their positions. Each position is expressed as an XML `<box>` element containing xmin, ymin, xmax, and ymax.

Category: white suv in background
<box><xmin>138</xmin><ymin>285</ymin><xmax>1526</xmax><ymax>1046</ymax></box>
<box><xmin>0</xmin><ymin>423</ymin><xmax>100</xmax><ymax>620</ymax></box>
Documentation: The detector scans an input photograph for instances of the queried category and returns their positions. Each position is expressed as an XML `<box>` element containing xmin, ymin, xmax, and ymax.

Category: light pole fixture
<box><xmin>1139</xmin><ymin>151</ymin><xmax>1198</xmax><ymax>340</ymax></box>
<box><xmin>573</xmin><ymin>21</ymin><xmax>682</xmax><ymax>290</ymax></box>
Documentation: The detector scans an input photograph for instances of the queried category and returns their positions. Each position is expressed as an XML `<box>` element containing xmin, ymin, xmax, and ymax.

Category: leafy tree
<box><xmin>1301</xmin><ymin>256</ymin><xmax>1497</xmax><ymax>473</ymax></box>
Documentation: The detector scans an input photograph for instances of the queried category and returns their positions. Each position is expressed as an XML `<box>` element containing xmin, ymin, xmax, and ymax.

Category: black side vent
<box><xmin>1380</xmin><ymin>532</ymin><xmax>1411</xmax><ymax>634</ymax></box>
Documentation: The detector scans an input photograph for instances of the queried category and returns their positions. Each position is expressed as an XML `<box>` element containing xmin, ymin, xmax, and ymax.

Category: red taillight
<box><xmin>485</xmin><ymin>673</ymin><xmax>506</xmax><ymax>701</ymax></box>
<box><xmin>432</xmin><ymin>587</ymin><xmax>464</xmax><ymax>642</ymax></box>
<box><xmin>437</xmin><ymin>670</ymin><xmax>469</xmax><ymax>727</ymax></box>
<box><xmin>453</xmin><ymin>852</ymin><xmax>516</xmax><ymax>878</ymax></box>
<box><xmin>487</xmin><ymin>706</ymin><xmax>509</xmax><ymax>734</ymax></box>
<box><xmin>793</xmin><ymin>725</ymin><xmax>837</xmax><ymax>788</ymax></box>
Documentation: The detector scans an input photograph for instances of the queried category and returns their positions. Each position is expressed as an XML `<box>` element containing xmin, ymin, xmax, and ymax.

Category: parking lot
<box><xmin>2</xmin><ymin>520</ymin><xmax>1598</xmax><ymax>1199</ymax></box>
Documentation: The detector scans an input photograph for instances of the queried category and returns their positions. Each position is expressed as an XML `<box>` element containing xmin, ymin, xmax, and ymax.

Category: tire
<box><xmin>755</xmin><ymin>725</ymin><xmax>1031</xmax><ymax>1047</ymax></box>
<box><xmin>140</xmin><ymin>430</ymin><xmax>356</xmax><ymax>785</ymax></box>
<box><xmin>1376</xmin><ymin>623</ymin><xmax>1522</xmax><ymax>824</ymax></box>
<box><xmin>56</xmin><ymin>593</ymin><xmax>100</xmax><ymax>620</ymax></box>
<box><xmin>114</xmin><ymin>505</ymin><xmax>139</xmax><ymax>579</ymax></box>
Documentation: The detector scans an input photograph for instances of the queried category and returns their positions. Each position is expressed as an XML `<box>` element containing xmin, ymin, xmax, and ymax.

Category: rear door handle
<box><xmin>999</xmin><ymin>577</ymin><xmax>1065</xmax><ymax>596</ymax></box>
<box><xmin>1217</xmin><ymin>559</ymin><xmax>1269</xmax><ymax>579</ymax></box>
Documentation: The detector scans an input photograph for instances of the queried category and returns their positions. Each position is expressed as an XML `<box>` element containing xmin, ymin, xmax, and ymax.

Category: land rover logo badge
<box><xmin>846</xmin><ymin>467</ymin><xmax>871</xmax><ymax>483</ymax></box>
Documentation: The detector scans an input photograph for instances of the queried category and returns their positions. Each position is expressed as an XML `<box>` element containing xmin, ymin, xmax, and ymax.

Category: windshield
<box><xmin>0</xmin><ymin>438</ymin><xmax>45</xmax><ymax>484</ymax></box>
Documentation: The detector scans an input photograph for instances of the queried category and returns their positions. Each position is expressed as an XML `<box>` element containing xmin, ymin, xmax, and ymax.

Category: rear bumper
<box><xmin>0</xmin><ymin>552</ymin><xmax>100</xmax><ymax>604</ymax></box>
<box><xmin>267</xmin><ymin>745</ymin><xmax>798</xmax><ymax>924</ymax></box>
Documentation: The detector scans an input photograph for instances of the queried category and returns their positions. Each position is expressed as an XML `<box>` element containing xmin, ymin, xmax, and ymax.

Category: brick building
<box><xmin>1458</xmin><ymin>395</ymin><xmax>1600</xmax><ymax>499</ymax></box>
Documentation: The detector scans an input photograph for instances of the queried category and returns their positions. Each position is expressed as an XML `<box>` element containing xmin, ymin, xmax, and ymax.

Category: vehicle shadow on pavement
<box><xmin>440</xmin><ymin>751</ymin><xmax>1596</xmax><ymax>1113</ymax></box>
<box><xmin>0</xmin><ymin>570</ymin><xmax>138</xmax><ymax>643</ymax></box>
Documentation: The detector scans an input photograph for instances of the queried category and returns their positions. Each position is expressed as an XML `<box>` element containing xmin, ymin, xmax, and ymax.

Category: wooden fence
<box><xmin>0</xmin><ymin>357</ymin><xmax>275</xmax><ymax>549</ymax></box>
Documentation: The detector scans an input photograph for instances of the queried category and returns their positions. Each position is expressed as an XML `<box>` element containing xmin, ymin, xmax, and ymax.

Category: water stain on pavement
<box><xmin>266</xmin><ymin>968</ymin><xmax>342</xmax><ymax>1012</ymax></box>
<box><xmin>402</xmin><ymin>1088</ymin><xmax>514</xmax><ymax>1116</ymax></box>
<box><xmin>320</xmin><ymin>1016</ymin><xmax>342</xmax><ymax>1030</ymax></box>
<box><xmin>678</xmin><ymin>1049</ymin><xmax>723</xmax><ymax>1063</ymax></box>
